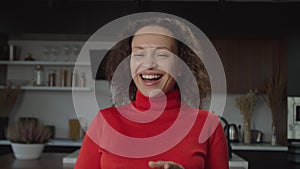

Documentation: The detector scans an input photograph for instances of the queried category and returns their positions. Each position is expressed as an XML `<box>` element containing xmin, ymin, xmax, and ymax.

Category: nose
<box><xmin>142</xmin><ymin>52</ymin><xmax>157</xmax><ymax>68</ymax></box>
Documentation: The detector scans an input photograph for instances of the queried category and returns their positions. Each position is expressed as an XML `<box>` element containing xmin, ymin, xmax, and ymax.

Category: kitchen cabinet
<box><xmin>231</xmin><ymin>143</ymin><xmax>289</xmax><ymax>169</ymax></box>
<box><xmin>0</xmin><ymin>152</ymin><xmax>73</xmax><ymax>169</ymax></box>
<box><xmin>233</xmin><ymin>150</ymin><xmax>290</xmax><ymax>169</ymax></box>
<box><xmin>287</xmin><ymin>35</ymin><xmax>300</xmax><ymax>96</ymax></box>
<box><xmin>212</xmin><ymin>39</ymin><xmax>287</xmax><ymax>93</ymax></box>
<box><xmin>0</xmin><ymin>145</ymin><xmax>10</xmax><ymax>156</ymax></box>
<box><xmin>0</xmin><ymin>1</ymin><xmax>295</xmax><ymax>37</ymax></box>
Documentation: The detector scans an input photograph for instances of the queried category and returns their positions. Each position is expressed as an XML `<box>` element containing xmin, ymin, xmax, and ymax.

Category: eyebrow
<box><xmin>132</xmin><ymin>46</ymin><xmax>172</xmax><ymax>51</ymax></box>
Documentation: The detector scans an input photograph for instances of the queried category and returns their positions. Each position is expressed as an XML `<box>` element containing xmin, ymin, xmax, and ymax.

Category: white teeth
<box><xmin>141</xmin><ymin>74</ymin><xmax>161</xmax><ymax>80</ymax></box>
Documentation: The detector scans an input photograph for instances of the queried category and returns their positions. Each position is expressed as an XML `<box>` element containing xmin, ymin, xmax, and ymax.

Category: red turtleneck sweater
<box><xmin>75</xmin><ymin>90</ymin><xmax>229</xmax><ymax>169</ymax></box>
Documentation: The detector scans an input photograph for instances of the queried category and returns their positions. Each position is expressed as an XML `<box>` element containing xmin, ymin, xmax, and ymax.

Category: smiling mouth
<box><xmin>140</xmin><ymin>74</ymin><xmax>162</xmax><ymax>81</ymax></box>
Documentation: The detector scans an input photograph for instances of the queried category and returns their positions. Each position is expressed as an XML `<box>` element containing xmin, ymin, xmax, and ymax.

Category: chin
<box><xmin>140</xmin><ymin>88</ymin><xmax>165</xmax><ymax>97</ymax></box>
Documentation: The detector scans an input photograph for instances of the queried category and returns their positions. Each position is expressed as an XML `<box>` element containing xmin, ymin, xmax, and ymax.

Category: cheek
<box><xmin>159</xmin><ymin>60</ymin><xmax>178</xmax><ymax>77</ymax></box>
<box><xmin>130</xmin><ymin>58</ymin><xmax>142</xmax><ymax>78</ymax></box>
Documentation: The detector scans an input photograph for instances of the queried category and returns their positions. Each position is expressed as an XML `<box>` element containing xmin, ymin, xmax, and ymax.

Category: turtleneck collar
<box><xmin>133</xmin><ymin>89</ymin><xmax>181</xmax><ymax>111</ymax></box>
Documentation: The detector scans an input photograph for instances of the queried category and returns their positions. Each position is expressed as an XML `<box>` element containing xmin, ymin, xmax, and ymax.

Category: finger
<box><xmin>164</xmin><ymin>163</ymin><xmax>170</xmax><ymax>169</ymax></box>
<box><xmin>148</xmin><ymin>161</ymin><xmax>164</xmax><ymax>168</ymax></box>
<box><xmin>149</xmin><ymin>161</ymin><xmax>184</xmax><ymax>169</ymax></box>
<box><xmin>166</xmin><ymin>162</ymin><xmax>184</xmax><ymax>169</ymax></box>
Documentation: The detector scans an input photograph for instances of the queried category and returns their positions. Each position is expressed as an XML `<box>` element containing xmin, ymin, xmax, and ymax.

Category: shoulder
<box><xmin>99</xmin><ymin>105</ymin><xmax>120</xmax><ymax>113</ymax></box>
<box><xmin>99</xmin><ymin>106</ymin><xmax>118</xmax><ymax>116</ymax></box>
<box><xmin>197</xmin><ymin>110</ymin><xmax>220</xmax><ymax>125</ymax></box>
<box><xmin>94</xmin><ymin>104</ymin><xmax>136</xmax><ymax>126</ymax></box>
<box><xmin>191</xmin><ymin>109</ymin><xmax>223</xmax><ymax>143</ymax></box>
<box><xmin>181</xmin><ymin>103</ymin><xmax>219</xmax><ymax>123</ymax></box>
<box><xmin>97</xmin><ymin>104</ymin><xmax>130</xmax><ymax>118</ymax></box>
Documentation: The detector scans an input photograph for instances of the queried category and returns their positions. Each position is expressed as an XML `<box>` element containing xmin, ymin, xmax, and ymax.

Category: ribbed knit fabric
<box><xmin>75</xmin><ymin>89</ymin><xmax>229</xmax><ymax>169</ymax></box>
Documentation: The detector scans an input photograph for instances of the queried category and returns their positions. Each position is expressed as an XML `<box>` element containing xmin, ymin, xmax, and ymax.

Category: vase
<box><xmin>271</xmin><ymin>124</ymin><xmax>277</xmax><ymax>146</ymax></box>
<box><xmin>11</xmin><ymin>143</ymin><xmax>45</xmax><ymax>160</ymax></box>
<box><xmin>244</xmin><ymin>121</ymin><xmax>251</xmax><ymax>144</ymax></box>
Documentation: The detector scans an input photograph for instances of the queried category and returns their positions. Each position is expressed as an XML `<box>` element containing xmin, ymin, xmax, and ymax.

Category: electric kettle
<box><xmin>227</xmin><ymin>124</ymin><xmax>240</xmax><ymax>142</ymax></box>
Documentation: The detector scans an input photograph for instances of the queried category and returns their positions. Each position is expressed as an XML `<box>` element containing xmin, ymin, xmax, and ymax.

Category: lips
<box><xmin>139</xmin><ymin>74</ymin><xmax>163</xmax><ymax>86</ymax></box>
<box><xmin>141</xmin><ymin>74</ymin><xmax>162</xmax><ymax>80</ymax></box>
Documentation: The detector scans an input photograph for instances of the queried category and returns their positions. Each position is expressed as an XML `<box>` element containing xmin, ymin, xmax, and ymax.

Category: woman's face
<box><xmin>130</xmin><ymin>25</ymin><xmax>179</xmax><ymax>97</ymax></box>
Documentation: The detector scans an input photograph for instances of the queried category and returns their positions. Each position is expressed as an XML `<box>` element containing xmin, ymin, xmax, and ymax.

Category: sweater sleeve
<box><xmin>205</xmin><ymin>122</ymin><xmax>229</xmax><ymax>169</ymax></box>
<box><xmin>74</xmin><ymin>134</ymin><xmax>102</xmax><ymax>169</ymax></box>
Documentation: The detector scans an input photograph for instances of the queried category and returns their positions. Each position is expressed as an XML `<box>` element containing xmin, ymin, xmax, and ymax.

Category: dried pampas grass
<box><xmin>235</xmin><ymin>90</ymin><xmax>258</xmax><ymax>144</ymax></box>
<box><xmin>264</xmin><ymin>74</ymin><xmax>287</xmax><ymax>126</ymax></box>
<box><xmin>235</xmin><ymin>90</ymin><xmax>258</xmax><ymax>123</ymax></box>
<box><xmin>0</xmin><ymin>85</ymin><xmax>22</xmax><ymax>117</ymax></box>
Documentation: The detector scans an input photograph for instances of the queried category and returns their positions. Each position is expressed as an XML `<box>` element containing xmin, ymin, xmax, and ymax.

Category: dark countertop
<box><xmin>0</xmin><ymin>152</ymin><xmax>248</xmax><ymax>169</ymax></box>
<box><xmin>0</xmin><ymin>153</ymin><xmax>72</xmax><ymax>169</ymax></box>
<box><xmin>63</xmin><ymin>150</ymin><xmax>248</xmax><ymax>169</ymax></box>
<box><xmin>231</xmin><ymin>142</ymin><xmax>288</xmax><ymax>151</ymax></box>
<box><xmin>1</xmin><ymin>139</ymin><xmax>288</xmax><ymax>151</ymax></box>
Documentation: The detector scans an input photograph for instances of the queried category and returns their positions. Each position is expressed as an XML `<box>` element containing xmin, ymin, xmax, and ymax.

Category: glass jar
<box><xmin>33</xmin><ymin>65</ymin><xmax>45</xmax><ymax>86</ymax></box>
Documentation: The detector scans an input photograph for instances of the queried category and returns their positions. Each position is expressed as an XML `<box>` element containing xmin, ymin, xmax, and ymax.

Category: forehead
<box><xmin>134</xmin><ymin>25</ymin><xmax>174</xmax><ymax>37</ymax></box>
<box><xmin>132</xmin><ymin>25</ymin><xmax>177</xmax><ymax>49</ymax></box>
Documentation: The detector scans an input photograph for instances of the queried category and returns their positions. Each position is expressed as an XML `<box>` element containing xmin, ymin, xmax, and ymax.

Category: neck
<box><xmin>133</xmin><ymin>89</ymin><xmax>181</xmax><ymax>111</ymax></box>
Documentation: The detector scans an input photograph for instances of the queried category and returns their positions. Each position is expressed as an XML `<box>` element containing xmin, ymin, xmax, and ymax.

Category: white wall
<box><xmin>222</xmin><ymin>94</ymin><xmax>273</xmax><ymax>142</ymax></box>
<box><xmin>13</xmin><ymin>80</ymin><xmax>112</xmax><ymax>139</ymax></box>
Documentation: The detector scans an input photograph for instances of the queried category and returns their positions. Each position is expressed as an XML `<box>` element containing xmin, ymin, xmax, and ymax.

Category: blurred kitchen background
<box><xmin>0</xmin><ymin>1</ymin><xmax>299</xmax><ymax>169</ymax></box>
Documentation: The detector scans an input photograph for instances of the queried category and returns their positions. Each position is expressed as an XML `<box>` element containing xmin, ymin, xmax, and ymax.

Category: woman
<box><xmin>75</xmin><ymin>16</ymin><xmax>229</xmax><ymax>169</ymax></box>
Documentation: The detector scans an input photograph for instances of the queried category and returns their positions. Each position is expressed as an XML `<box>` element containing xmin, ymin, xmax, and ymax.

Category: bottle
<box><xmin>79</xmin><ymin>72</ymin><xmax>86</xmax><ymax>87</ymax></box>
<box><xmin>9</xmin><ymin>45</ymin><xmax>14</xmax><ymax>61</ymax></box>
<box><xmin>33</xmin><ymin>65</ymin><xmax>45</xmax><ymax>86</ymax></box>
<box><xmin>71</xmin><ymin>71</ymin><xmax>78</xmax><ymax>87</ymax></box>
<box><xmin>271</xmin><ymin>125</ymin><xmax>277</xmax><ymax>146</ymax></box>
<box><xmin>60</xmin><ymin>69</ymin><xmax>68</xmax><ymax>87</ymax></box>
<box><xmin>48</xmin><ymin>70</ymin><xmax>56</xmax><ymax>87</ymax></box>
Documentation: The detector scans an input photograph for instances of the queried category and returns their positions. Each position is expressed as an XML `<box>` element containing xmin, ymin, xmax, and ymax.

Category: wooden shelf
<box><xmin>0</xmin><ymin>61</ymin><xmax>90</xmax><ymax>66</ymax></box>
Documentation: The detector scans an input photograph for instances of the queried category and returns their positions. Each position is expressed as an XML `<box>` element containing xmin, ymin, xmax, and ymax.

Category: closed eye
<box><xmin>157</xmin><ymin>53</ymin><xmax>168</xmax><ymax>57</ymax></box>
<box><xmin>132</xmin><ymin>52</ymin><xmax>145</xmax><ymax>57</ymax></box>
<box><xmin>155</xmin><ymin>51</ymin><xmax>171</xmax><ymax>58</ymax></box>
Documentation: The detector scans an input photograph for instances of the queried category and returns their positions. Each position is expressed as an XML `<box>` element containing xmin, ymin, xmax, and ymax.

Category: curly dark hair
<box><xmin>102</xmin><ymin>17</ymin><xmax>211</xmax><ymax>109</ymax></box>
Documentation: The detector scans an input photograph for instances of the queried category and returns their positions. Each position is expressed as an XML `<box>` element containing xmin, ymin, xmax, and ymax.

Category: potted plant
<box><xmin>6</xmin><ymin>117</ymin><xmax>51</xmax><ymax>160</ymax></box>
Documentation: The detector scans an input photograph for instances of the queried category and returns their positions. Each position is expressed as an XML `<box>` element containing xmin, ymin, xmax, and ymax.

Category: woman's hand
<box><xmin>148</xmin><ymin>161</ymin><xmax>184</xmax><ymax>169</ymax></box>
